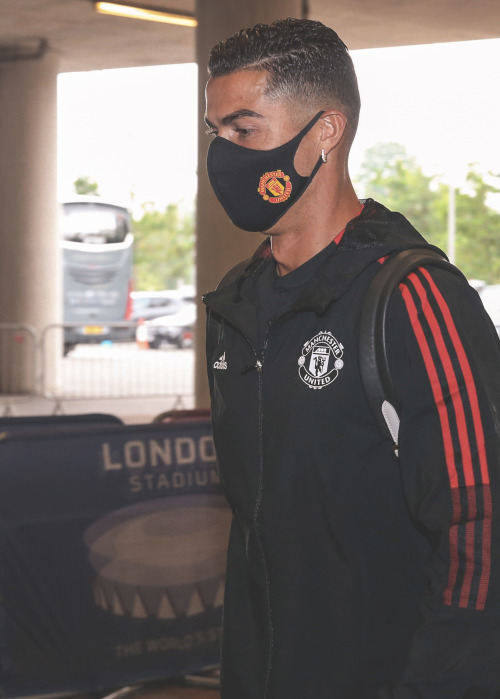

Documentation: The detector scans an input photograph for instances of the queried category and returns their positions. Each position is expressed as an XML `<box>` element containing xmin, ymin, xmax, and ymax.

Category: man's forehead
<box><xmin>205</xmin><ymin>70</ymin><xmax>270</xmax><ymax>119</ymax></box>
<box><xmin>208</xmin><ymin>68</ymin><xmax>269</xmax><ymax>92</ymax></box>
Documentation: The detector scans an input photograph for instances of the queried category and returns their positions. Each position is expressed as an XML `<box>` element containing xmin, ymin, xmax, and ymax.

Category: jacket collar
<box><xmin>203</xmin><ymin>199</ymin><xmax>441</xmax><ymax>325</ymax></box>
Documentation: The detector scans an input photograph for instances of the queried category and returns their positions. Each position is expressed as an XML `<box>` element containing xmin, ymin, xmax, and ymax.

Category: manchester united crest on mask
<box><xmin>258</xmin><ymin>170</ymin><xmax>292</xmax><ymax>203</ymax></box>
<box><xmin>298</xmin><ymin>331</ymin><xmax>344</xmax><ymax>390</ymax></box>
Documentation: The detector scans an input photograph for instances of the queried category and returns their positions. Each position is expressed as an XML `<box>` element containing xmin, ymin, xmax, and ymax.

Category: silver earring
<box><xmin>321</xmin><ymin>149</ymin><xmax>327</xmax><ymax>163</ymax></box>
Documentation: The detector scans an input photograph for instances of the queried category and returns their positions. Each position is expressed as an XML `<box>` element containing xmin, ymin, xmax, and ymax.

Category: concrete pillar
<box><xmin>0</xmin><ymin>49</ymin><xmax>60</xmax><ymax>394</ymax></box>
<box><xmin>194</xmin><ymin>0</ymin><xmax>303</xmax><ymax>407</ymax></box>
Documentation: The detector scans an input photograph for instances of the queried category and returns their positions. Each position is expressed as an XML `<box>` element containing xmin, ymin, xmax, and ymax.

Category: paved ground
<box><xmin>93</xmin><ymin>676</ymin><xmax>220</xmax><ymax>699</ymax></box>
<box><xmin>29</xmin><ymin>680</ymin><xmax>220</xmax><ymax>699</ymax></box>
<box><xmin>144</xmin><ymin>691</ymin><xmax>217</xmax><ymax>699</ymax></box>
<box><xmin>1</xmin><ymin>343</ymin><xmax>196</xmax><ymax>424</ymax></box>
<box><xmin>129</xmin><ymin>685</ymin><xmax>218</xmax><ymax>699</ymax></box>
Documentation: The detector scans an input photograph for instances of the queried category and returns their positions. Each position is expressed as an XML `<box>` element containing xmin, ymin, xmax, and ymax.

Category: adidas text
<box><xmin>213</xmin><ymin>353</ymin><xmax>228</xmax><ymax>370</ymax></box>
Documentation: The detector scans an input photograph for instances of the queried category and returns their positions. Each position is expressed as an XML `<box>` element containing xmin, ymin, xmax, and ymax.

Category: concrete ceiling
<box><xmin>0</xmin><ymin>0</ymin><xmax>196</xmax><ymax>72</ymax></box>
<box><xmin>0</xmin><ymin>0</ymin><xmax>499</xmax><ymax>74</ymax></box>
<box><xmin>312</xmin><ymin>0</ymin><xmax>500</xmax><ymax>50</ymax></box>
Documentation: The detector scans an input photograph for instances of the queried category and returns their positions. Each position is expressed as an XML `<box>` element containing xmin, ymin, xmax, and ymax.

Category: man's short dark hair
<box><xmin>208</xmin><ymin>17</ymin><xmax>361</xmax><ymax>141</ymax></box>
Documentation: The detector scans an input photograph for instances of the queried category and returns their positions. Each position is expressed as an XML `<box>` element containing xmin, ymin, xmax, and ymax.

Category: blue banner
<box><xmin>0</xmin><ymin>418</ymin><xmax>228</xmax><ymax>696</ymax></box>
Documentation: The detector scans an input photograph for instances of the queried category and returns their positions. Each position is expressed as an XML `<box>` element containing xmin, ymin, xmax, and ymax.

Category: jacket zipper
<box><xmin>253</xmin><ymin>335</ymin><xmax>274</xmax><ymax>699</ymax></box>
<box><xmin>238</xmin><ymin>330</ymin><xmax>274</xmax><ymax>698</ymax></box>
<box><xmin>220</xmin><ymin>319</ymin><xmax>275</xmax><ymax>697</ymax></box>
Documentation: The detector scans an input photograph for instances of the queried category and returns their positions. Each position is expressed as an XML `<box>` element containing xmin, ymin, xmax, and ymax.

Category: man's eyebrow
<box><xmin>221</xmin><ymin>109</ymin><xmax>264</xmax><ymax>125</ymax></box>
<box><xmin>205</xmin><ymin>109</ymin><xmax>264</xmax><ymax>129</ymax></box>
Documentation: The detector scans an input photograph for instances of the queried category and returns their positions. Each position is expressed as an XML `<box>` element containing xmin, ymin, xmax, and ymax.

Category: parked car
<box><xmin>131</xmin><ymin>287</ymin><xmax>195</xmax><ymax>322</ymax></box>
<box><xmin>145</xmin><ymin>302</ymin><xmax>196</xmax><ymax>349</ymax></box>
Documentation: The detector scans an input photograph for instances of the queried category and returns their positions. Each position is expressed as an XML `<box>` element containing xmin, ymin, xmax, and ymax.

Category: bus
<box><xmin>60</xmin><ymin>197</ymin><xmax>134</xmax><ymax>353</ymax></box>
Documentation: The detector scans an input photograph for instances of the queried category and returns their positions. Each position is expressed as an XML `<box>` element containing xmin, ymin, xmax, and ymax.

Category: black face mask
<box><xmin>207</xmin><ymin>111</ymin><xmax>325</xmax><ymax>232</ymax></box>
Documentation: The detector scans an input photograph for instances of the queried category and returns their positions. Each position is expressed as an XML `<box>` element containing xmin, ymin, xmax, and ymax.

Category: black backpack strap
<box><xmin>359</xmin><ymin>247</ymin><xmax>465</xmax><ymax>455</ymax></box>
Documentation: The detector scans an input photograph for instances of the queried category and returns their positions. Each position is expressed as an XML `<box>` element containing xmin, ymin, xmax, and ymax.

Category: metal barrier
<box><xmin>0</xmin><ymin>323</ymin><xmax>38</xmax><ymax>397</ymax></box>
<box><xmin>40</xmin><ymin>323</ymin><xmax>195</xmax><ymax>404</ymax></box>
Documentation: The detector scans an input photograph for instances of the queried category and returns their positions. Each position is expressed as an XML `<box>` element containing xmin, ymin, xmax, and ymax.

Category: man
<box><xmin>202</xmin><ymin>17</ymin><xmax>500</xmax><ymax>699</ymax></box>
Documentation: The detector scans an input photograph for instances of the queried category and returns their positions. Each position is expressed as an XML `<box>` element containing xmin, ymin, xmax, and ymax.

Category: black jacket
<box><xmin>203</xmin><ymin>200</ymin><xmax>500</xmax><ymax>699</ymax></box>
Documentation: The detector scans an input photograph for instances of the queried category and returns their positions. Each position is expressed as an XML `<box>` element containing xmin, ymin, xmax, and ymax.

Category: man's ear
<box><xmin>319</xmin><ymin>111</ymin><xmax>348</xmax><ymax>155</ymax></box>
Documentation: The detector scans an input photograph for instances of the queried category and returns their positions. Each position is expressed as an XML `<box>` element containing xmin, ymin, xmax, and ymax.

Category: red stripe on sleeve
<box><xmin>408</xmin><ymin>273</ymin><xmax>476</xmax><ymax>488</ymax></box>
<box><xmin>446</xmin><ymin>489</ymin><xmax>462</xmax><ymax>606</ymax></box>
<box><xmin>420</xmin><ymin>268</ymin><xmax>490</xmax><ymax>486</ymax></box>
<box><xmin>400</xmin><ymin>270</ymin><xmax>492</xmax><ymax>609</ymax></box>
<box><xmin>419</xmin><ymin>269</ymin><xmax>492</xmax><ymax>609</ymax></box>
<box><xmin>399</xmin><ymin>282</ymin><xmax>460</xmax><ymax>489</ymax></box>
<box><xmin>478</xmin><ymin>485</ymin><xmax>492</xmax><ymax>610</ymax></box>
<box><xmin>399</xmin><ymin>282</ymin><xmax>462</xmax><ymax>604</ymax></box>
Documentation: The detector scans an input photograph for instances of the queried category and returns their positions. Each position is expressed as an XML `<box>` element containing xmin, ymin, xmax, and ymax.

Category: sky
<box><xmin>57</xmin><ymin>37</ymin><xmax>500</xmax><ymax>217</ymax></box>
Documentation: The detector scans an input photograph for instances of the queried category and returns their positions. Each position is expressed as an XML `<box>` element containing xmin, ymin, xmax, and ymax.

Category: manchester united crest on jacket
<box><xmin>298</xmin><ymin>331</ymin><xmax>344</xmax><ymax>389</ymax></box>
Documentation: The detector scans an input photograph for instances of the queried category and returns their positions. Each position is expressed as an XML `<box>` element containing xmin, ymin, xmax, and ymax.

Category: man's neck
<box><xmin>270</xmin><ymin>185</ymin><xmax>362</xmax><ymax>276</ymax></box>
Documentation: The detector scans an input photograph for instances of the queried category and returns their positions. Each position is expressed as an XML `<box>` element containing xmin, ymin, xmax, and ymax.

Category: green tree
<box><xmin>356</xmin><ymin>143</ymin><xmax>500</xmax><ymax>283</ymax></box>
<box><xmin>356</xmin><ymin>143</ymin><xmax>447</xmax><ymax>250</ymax></box>
<box><xmin>357</xmin><ymin>142</ymin><xmax>412</xmax><ymax>188</ymax></box>
<box><xmin>454</xmin><ymin>169</ymin><xmax>500</xmax><ymax>281</ymax></box>
<box><xmin>132</xmin><ymin>203</ymin><xmax>195</xmax><ymax>290</ymax></box>
<box><xmin>73</xmin><ymin>176</ymin><xmax>99</xmax><ymax>195</ymax></box>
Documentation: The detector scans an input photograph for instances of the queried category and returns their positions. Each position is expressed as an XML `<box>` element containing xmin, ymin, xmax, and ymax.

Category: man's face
<box><xmin>205</xmin><ymin>70</ymin><xmax>317</xmax><ymax>176</ymax></box>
